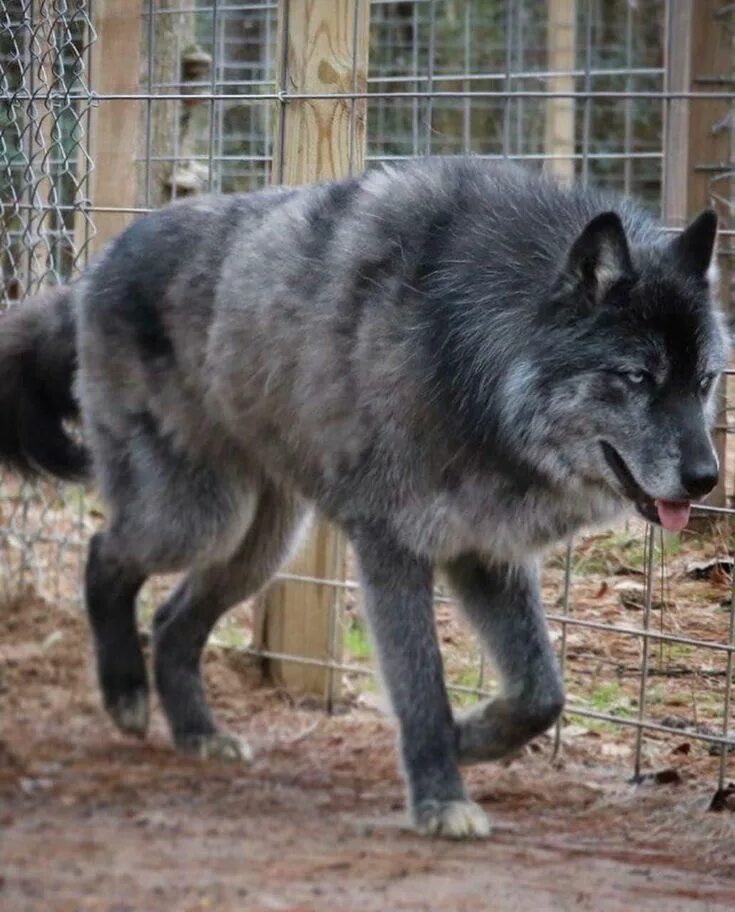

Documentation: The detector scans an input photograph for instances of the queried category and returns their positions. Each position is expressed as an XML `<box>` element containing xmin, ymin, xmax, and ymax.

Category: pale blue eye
<box><xmin>700</xmin><ymin>374</ymin><xmax>716</xmax><ymax>394</ymax></box>
<box><xmin>610</xmin><ymin>369</ymin><xmax>652</xmax><ymax>387</ymax></box>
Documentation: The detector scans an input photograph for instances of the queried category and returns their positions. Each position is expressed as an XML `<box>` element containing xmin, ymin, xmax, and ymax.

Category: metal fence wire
<box><xmin>1</xmin><ymin>0</ymin><xmax>734</xmax><ymax>791</ymax></box>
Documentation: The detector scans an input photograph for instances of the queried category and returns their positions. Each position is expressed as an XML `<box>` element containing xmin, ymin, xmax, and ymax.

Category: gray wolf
<box><xmin>0</xmin><ymin>158</ymin><xmax>726</xmax><ymax>838</ymax></box>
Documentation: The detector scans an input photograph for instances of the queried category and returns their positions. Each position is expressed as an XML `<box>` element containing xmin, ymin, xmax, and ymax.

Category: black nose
<box><xmin>681</xmin><ymin>461</ymin><xmax>719</xmax><ymax>499</ymax></box>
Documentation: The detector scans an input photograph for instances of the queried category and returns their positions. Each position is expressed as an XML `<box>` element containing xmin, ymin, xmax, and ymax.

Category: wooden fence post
<box><xmin>545</xmin><ymin>0</ymin><xmax>576</xmax><ymax>183</ymax></box>
<box><xmin>663</xmin><ymin>0</ymin><xmax>733</xmax><ymax>507</ymax></box>
<box><xmin>253</xmin><ymin>0</ymin><xmax>370</xmax><ymax>702</ymax></box>
<box><xmin>24</xmin><ymin>2</ymin><xmax>54</xmax><ymax>294</ymax></box>
<box><xmin>83</xmin><ymin>0</ymin><xmax>143</xmax><ymax>254</ymax></box>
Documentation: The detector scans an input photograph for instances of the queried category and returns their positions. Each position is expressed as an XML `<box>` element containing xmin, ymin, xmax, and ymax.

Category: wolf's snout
<box><xmin>680</xmin><ymin>458</ymin><xmax>719</xmax><ymax>499</ymax></box>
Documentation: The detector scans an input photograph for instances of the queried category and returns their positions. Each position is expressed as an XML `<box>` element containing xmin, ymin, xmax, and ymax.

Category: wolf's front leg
<box><xmin>349</xmin><ymin>523</ymin><xmax>490</xmax><ymax>839</ymax></box>
<box><xmin>445</xmin><ymin>555</ymin><xmax>565</xmax><ymax>764</ymax></box>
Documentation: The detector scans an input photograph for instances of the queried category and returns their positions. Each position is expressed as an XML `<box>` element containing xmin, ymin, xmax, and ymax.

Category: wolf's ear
<box><xmin>556</xmin><ymin>211</ymin><xmax>634</xmax><ymax>307</ymax></box>
<box><xmin>669</xmin><ymin>208</ymin><xmax>718</xmax><ymax>278</ymax></box>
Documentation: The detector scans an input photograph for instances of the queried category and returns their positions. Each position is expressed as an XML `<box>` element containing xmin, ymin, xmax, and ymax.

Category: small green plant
<box><xmin>212</xmin><ymin>623</ymin><xmax>248</xmax><ymax>650</ymax></box>
<box><xmin>564</xmin><ymin>712</ymin><xmax>620</xmax><ymax>736</ymax></box>
<box><xmin>344</xmin><ymin>618</ymin><xmax>371</xmax><ymax>660</ymax></box>
<box><xmin>588</xmin><ymin>681</ymin><xmax>633</xmax><ymax>718</ymax></box>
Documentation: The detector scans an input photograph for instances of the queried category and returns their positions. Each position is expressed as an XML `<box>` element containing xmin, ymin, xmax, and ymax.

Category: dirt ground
<box><xmin>2</xmin><ymin>592</ymin><xmax>735</xmax><ymax>912</ymax></box>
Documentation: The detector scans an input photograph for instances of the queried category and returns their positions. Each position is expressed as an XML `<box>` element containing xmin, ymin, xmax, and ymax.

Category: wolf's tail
<box><xmin>0</xmin><ymin>285</ymin><xmax>90</xmax><ymax>481</ymax></box>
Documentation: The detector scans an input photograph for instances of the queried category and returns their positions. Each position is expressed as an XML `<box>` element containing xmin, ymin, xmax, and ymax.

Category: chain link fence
<box><xmin>1</xmin><ymin>0</ymin><xmax>734</xmax><ymax>794</ymax></box>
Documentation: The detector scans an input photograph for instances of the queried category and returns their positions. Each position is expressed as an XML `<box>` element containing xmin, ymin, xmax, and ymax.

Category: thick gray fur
<box><xmin>0</xmin><ymin>157</ymin><xmax>727</xmax><ymax>838</ymax></box>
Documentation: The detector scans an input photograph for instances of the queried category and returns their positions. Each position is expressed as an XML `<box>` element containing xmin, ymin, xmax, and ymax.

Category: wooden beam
<box><xmin>254</xmin><ymin>0</ymin><xmax>370</xmax><ymax>702</ymax></box>
<box><xmin>545</xmin><ymin>0</ymin><xmax>576</xmax><ymax>183</ymax></box>
<box><xmin>663</xmin><ymin>1</ymin><xmax>733</xmax><ymax>507</ymax></box>
<box><xmin>83</xmin><ymin>0</ymin><xmax>143</xmax><ymax>253</ymax></box>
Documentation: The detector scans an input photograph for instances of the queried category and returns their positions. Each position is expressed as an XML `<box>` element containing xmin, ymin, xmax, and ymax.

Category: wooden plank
<box><xmin>545</xmin><ymin>0</ymin><xmax>576</xmax><ymax>183</ymax></box>
<box><xmin>663</xmin><ymin>1</ymin><xmax>732</xmax><ymax>507</ymax></box>
<box><xmin>272</xmin><ymin>0</ymin><xmax>370</xmax><ymax>185</ymax></box>
<box><xmin>138</xmin><ymin>1</ymin><xmax>203</xmax><ymax>206</ymax></box>
<box><xmin>83</xmin><ymin>0</ymin><xmax>143</xmax><ymax>253</ymax></box>
<box><xmin>255</xmin><ymin>0</ymin><xmax>370</xmax><ymax>701</ymax></box>
<box><xmin>662</xmin><ymin>0</ymin><xmax>693</xmax><ymax>228</ymax></box>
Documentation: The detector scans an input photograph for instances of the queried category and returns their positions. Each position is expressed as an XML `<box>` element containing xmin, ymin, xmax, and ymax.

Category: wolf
<box><xmin>0</xmin><ymin>158</ymin><xmax>727</xmax><ymax>838</ymax></box>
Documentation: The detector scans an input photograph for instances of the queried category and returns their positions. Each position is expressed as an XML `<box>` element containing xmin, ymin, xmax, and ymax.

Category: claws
<box><xmin>105</xmin><ymin>689</ymin><xmax>150</xmax><ymax>738</ymax></box>
<box><xmin>413</xmin><ymin>799</ymin><xmax>491</xmax><ymax>840</ymax></box>
<box><xmin>177</xmin><ymin>732</ymin><xmax>254</xmax><ymax>765</ymax></box>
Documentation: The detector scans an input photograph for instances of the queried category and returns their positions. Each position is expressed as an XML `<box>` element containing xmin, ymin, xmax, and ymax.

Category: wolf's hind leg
<box><xmin>153</xmin><ymin>485</ymin><xmax>307</xmax><ymax>762</ymax></box>
<box><xmin>444</xmin><ymin>556</ymin><xmax>565</xmax><ymax>764</ymax></box>
<box><xmin>85</xmin><ymin>531</ymin><xmax>148</xmax><ymax>736</ymax></box>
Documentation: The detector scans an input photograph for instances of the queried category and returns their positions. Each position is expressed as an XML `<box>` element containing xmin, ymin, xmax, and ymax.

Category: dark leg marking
<box><xmin>445</xmin><ymin>555</ymin><xmax>565</xmax><ymax>765</ymax></box>
<box><xmin>349</xmin><ymin>522</ymin><xmax>490</xmax><ymax>839</ymax></box>
<box><xmin>85</xmin><ymin>531</ymin><xmax>148</xmax><ymax>736</ymax></box>
<box><xmin>153</xmin><ymin>485</ymin><xmax>305</xmax><ymax>762</ymax></box>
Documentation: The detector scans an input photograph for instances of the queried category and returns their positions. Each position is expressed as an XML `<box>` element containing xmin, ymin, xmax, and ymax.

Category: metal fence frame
<box><xmin>1</xmin><ymin>0</ymin><xmax>734</xmax><ymax>792</ymax></box>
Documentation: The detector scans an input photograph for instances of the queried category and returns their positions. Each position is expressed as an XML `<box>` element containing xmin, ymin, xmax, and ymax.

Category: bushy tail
<box><xmin>0</xmin><ymin>285</ymin><xmax>90</xmax><ymax>481</ymax></box>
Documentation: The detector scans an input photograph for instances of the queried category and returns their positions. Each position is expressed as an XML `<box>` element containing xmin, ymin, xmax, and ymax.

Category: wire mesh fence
<box><xmin>1</xmin><ymin>0</ymin><xmax>734</xmax><ymax>792</ymax></box>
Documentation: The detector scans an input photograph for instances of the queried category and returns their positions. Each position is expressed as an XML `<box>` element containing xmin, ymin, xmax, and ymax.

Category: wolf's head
<box><xmin>537</xmin><ymin>208</ymin><xmax>728</xmax><ymax>532</ymax></box>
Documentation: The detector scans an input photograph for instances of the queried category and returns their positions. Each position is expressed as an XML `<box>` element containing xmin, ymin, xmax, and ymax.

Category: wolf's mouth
<box><xmin>600</xmin><ymin>442</ymin><xmax>691</xmax><ymax>532</ymax></box>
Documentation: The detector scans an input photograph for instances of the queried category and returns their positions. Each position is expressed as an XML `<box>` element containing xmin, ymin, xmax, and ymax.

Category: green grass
<box><xmin>658</xmin><ymin>643</ymin><xmax>695</xmax><ymax>664</ymax></box>
<box><xmin>447</xmin><ymin>665</ymin><xmax>489</xmax><ymax>708</ymax></box>
<box><xmin>564</xmin><ymin>712</ymin><xmax>622</xmax><ymax>736</ymax></box>
<box><xmin>588</xmin><ymin>681</ymin><xmax>634</xmax><ymax>718</ymax></box>
<box><xmin>212</xmin><ymin>623</ymin><xmax>248</xmax><ymax>650</ymax></box>
<box><xmin>549</xmin><ymin>528</ymin><xmax>687</xmax><ymax>576</ymax></box>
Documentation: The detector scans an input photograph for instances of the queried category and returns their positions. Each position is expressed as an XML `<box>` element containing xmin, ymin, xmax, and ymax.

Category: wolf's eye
<box><xmin>608</xmin><ymin>368</ymin><xmax>654</xmax><ymax>388</ymax></box>
<box><xmin>699</xmin><ymin>373</ymin><xmax>717</xmax><ymax>395</ymax></box>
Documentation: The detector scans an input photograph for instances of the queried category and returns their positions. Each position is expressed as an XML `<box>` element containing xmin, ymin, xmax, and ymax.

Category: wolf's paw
<box><xmin>413</xmin><ymin>799</ymin><xmax>491</xmax><ymax>840</ymax></box>
<box><xmin>178</xmin><ymin>732</ymin><xmax>254</xmax><ymax>765</ymax></box>
<box><xmin>105</xmin><ymin>688</ymin><xmax>149</xmax><ymax>738</ymax></box>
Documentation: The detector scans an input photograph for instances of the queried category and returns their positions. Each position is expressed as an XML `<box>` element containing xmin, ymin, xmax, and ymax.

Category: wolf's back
<box><xmin>0</xmin><ymin>285</ymin><xmax>89</xmax><ymax>481</ymax></box>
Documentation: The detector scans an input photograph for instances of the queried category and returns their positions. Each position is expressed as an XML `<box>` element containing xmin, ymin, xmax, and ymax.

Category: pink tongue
<box><xmin>655</xmin><ymin>499</ymin><xmax>691</xmax><ymax>533</ymax></box>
